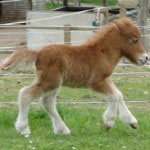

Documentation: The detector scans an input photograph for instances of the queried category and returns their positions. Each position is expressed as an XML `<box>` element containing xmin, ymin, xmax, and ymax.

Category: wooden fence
<box><xmin>0</xmin><ymin>25</ymin><xmax>98</xmax><ymax>54</ymax></box>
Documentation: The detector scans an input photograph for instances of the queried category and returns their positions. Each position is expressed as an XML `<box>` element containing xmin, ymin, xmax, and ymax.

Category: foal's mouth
<box><xmin>139</xmin><ymin>60</ymin><xmax>147</xmax><ymax>65</ymax></box>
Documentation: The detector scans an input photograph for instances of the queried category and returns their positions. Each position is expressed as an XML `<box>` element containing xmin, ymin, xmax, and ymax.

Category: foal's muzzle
<box><xmin>138</xmin><ymin>53</ymin><xmax>149</xmax><ymax>65</ymax></box>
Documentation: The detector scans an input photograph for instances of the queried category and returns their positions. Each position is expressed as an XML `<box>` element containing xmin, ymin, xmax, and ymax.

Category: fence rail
<box><xmin>0</xmin><ymin>23</ymin><xmax>150</xmax><ymax>54</ymax></box>
<box><xmin>0</xmin><ymin>25</ymin><xmax>98</xmax><ymax>30</ymax></box>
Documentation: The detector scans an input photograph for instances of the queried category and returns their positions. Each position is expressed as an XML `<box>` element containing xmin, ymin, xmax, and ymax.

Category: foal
<box><xmin>1</xmin><ymin>17</ymin><xmax>148</xmax><ymax>135</ymax></box>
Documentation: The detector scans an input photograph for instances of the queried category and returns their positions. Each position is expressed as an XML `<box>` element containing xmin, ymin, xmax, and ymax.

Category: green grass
<box><xmin>0</xmin><ymin>66</ymin><xmax>149</xmax><ymax>149</ymax></box>
<box><xmin>45</xmin><ymin>2</ymin><xmax>62</xmax><ymax>10</ymax></box>
<box><xmin>45</xmin><ymin>0</ymin><xmax>117</xmax><ymax>10</ymax></box>
<box><xmin>0</xmin><ymin>105</ymin><xmax>150</xmax><ymax>150</ymax></box>
<box><xmin>80</xmin><ymin>0</ymin><xmax>117</xmax><ymax>6</ymax></box>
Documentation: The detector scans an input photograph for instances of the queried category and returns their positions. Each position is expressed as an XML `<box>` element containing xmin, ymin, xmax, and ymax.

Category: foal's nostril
<box><xmin>145</xmin><ymin>56</ymin><xmax>148</xmax><ymax>60</ymax></box>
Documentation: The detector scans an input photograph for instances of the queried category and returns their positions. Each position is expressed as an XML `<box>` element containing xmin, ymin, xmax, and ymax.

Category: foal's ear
<box><xmin>113</xmin><ymin>17</ymin><xmax>132</xmax><ymax>36</ymax></box>
<box><xmin>113</xmin><ymin>19</ymin><xmax>126</xmax><ymax>35</ymax></box>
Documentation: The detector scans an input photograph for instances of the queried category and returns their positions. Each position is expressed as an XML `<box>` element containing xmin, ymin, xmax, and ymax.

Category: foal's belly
<box><xmin>62</xmin><ymin>75</ymin><xmax>90</xmax><ymax>88</ymax></box>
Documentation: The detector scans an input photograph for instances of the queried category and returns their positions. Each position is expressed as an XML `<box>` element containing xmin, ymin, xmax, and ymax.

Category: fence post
<box><xmin>28</xmin><ymin>0</ymin><xmax>32</xmax><ymax>10</ymax></box>
<box><xmin>64</xmin><ymin>24</ymin><xmax>71</xmax><ymax>45</ymax></box>
<box><xmin>138</xmin><ymin>0</ymin><xmax>149</xmax><ymax>51</ymax></box>
<box><xmin>63</xmin><ymin>0</ymin><xmax>68</xmax><ymax>7</ymax></box>
<box><xmin>103</xmin><ymin>0</ymin><xmax>109</xmax><ymax>24</ymax></box>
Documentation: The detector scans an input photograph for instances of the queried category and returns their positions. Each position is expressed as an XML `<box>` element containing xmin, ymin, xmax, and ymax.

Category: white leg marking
<box><xmin>118</xmin><ymin>99</ymin><xmax>138</xmax><ymax>128</ymax></box>
<box><xmin>113</xmin><ymin>85</ymin><xmax>138</xmax><ymax>128</ymax></box>
<box><xmin>103</xmin><ymin>82</ymin><xmax>138</xmax><ymax>129</ymax></box>
<box><xmin>41</xmin><ymin>89</ymin><xmax>71</xmax><ymax>135</ymax></box>
<box><xmin>103</xmin><ymin>94</ymin><xmax>118</xmax><ymax>128</ymax></box>
<box><xmin>15</xmin><ymin>85</ymin><xmax>35</xmax><ymax>135</ymax></box>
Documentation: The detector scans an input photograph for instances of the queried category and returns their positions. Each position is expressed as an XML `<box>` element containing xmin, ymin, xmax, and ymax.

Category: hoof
<box><xmin>104</xmin><ymin>124</ymin><xmax>112</xmax><ymax>131</ymax></box>
<box><xmin>130</xmin><ymin>123</ymin><xmax>138</xmax><ymax>129</ymax></box>
<box><xmin>54</xmin><ymin>127</ymin><xmax>71</xmax><ymax>135</ymax></box>
<box><xmin>20</xmin><ymin>127</ymin><xmax>31</xmax><ymax>135</ymax></box>
<box><xmin>15</xmin><ymin>122</ymin><xmax>31</xmax><ymax>135</ymax></box>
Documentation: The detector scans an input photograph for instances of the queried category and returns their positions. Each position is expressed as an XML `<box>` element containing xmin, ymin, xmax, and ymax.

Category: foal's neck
<box><xmin>85</xmin><ymin>26</ymin><xmax>122</xmax><ymax>69</ymax></box>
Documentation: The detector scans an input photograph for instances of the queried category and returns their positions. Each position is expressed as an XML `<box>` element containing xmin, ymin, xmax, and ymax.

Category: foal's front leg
<box><xmin>91</xmin><ymin>79</ymin><xmax>118</xmax><ymax>128</ymax></box>
<box><xmin>91</xmin><ymin>79</ymin><xmax>138</xmax><ymax>129</ymax></box>
<box><xmin>110</xmin><ymin>83</ymin><xmax>138</xmax><ymax>128</ymax></box>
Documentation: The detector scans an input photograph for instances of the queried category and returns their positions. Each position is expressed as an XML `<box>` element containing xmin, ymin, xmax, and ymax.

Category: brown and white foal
<box><xmin>1</xmin><ymin>17</ymin><xmax>149</xmax><ymax>135</ymax></box>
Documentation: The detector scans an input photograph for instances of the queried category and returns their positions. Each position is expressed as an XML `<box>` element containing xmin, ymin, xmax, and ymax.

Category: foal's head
<box><xmin>114</xmin><ymin>17</ymin><xmax>149</xmax><ymax>65</ymax></box>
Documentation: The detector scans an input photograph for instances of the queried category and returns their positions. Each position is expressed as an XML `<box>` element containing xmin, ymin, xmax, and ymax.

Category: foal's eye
<box><xmin>130</xmin><ymin>38</ymin><xmax>139</xmax><ymax>44</ymax></box>
<box><xmin>132</xmin><ymin>38</ymin><xmax>138</xmax><ymax>43</ymax></box>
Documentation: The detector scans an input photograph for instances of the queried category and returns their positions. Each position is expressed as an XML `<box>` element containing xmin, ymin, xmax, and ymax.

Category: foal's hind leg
<box><xmin>15</xmin><ymin>83</ymin><xmax>42</xmax><ymax>135</ymax></box>
<box><xmin>41</xmin><ymin>89</ymin><xmax>71</xmax><ymax>135</ymax></box>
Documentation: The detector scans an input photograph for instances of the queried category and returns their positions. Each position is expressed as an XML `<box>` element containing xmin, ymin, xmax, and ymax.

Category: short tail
<box><xmin>0</xmin><ymin>49</ymin><xmax>38</xmax><ymax>70</ymax></box>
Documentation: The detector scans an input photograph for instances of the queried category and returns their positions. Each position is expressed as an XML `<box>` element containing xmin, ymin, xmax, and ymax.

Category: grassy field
<box><xmin>0</xmin><ymin>104</ymin><xmax>150</xmax><ymax>150</ymax></box>
<box><xmin>0</xmin><ymin>75</ymin><xmax>150</xmax><ymax>102</ymax></box>
<box><xmin>0</xmin><ymin>66</ymin><xmax>150</xmax><ymax>149</ymax></box>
